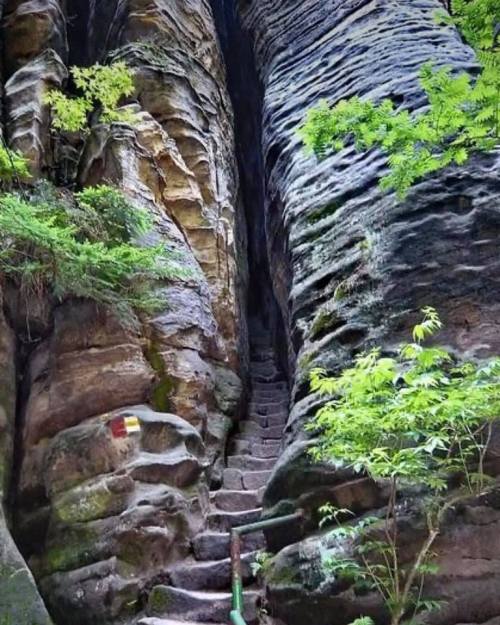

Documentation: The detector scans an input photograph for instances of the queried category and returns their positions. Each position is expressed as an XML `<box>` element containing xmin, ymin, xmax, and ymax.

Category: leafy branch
<box><xmin>0</xmin><ymin>183</ymin><xmax>188</xmax><ymax>326</ymax></box>
<box><xmin>299</xmin><ymin>0</ymin><xmax>500</xmax><ymax>197</ymax></box>
<box><xmin>309</xmin><ymin>308</ymin><xmax>500</xmax><ymax>625</ymax></box>
<box><xmin>44</xmin><ymin>62</ymin><xmax>136</xmax><ymax>133</ymax></box>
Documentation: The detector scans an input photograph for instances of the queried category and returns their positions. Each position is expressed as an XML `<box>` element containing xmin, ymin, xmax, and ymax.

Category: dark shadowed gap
<box><xmin>209</xmin><ymin>0</ymin><xmax>290</xmax><ymax>381</ymax></box>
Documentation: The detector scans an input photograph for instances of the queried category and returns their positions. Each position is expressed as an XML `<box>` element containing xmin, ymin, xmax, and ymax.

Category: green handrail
<box><xmin>230</xmin><ymin>510</ymin><xmax>304</xmax><ymax>625</ymax></box>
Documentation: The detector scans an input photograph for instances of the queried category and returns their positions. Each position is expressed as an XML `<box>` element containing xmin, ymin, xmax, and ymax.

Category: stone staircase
<box><xmin>141</xmin><ymin>333</ymin><xmax>288</xmax><ymax>625</ymax></box>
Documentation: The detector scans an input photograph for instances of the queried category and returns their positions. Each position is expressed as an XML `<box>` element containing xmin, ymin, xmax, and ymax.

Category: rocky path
<box><xmin>140</xmin><ymin>333</ymin><xmax>288</xmax><ymax>625</ymax></box>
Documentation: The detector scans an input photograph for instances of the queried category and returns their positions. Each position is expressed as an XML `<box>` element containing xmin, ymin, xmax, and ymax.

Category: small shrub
<box><xmin>0</xmin><ymin>144</ymin><xmax>30</xmax><ymax>185</ymax></box>
<box><xmin>0</xmin><ymin>188</ymin><xmax>185</xmax><ymax>324</ymax></box>
<box><xmin>308</xmin><ymin>307</ymin><xmax>500</xmax><ymax>625</ymax></box>
<box><xmin>299</xmin><ymin>0</ymin><xmax>500</xmax><ymax>197</ymax></box>
<box><xmin>45</xmin><ymin>62</ymin><xmax>136</xmax><ymax>133</ymax></box>
<box><xmin>74</xmin><ymin>185</ymin><xmax>152</xmax><ymax>244</ymax></box>
<box><xmin>251</xmin><ymin>551</ymin><xmax>274</xmax><ymax>578</ymax></box>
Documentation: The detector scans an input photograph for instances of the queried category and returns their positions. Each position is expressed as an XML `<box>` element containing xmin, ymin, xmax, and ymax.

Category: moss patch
<box><xmin>145</xmin><ymin>342</ymin><xmax>176</xmax><ymax>412</ymax></box>
<box><xmin>147</xmin><ymin>585</ymin><xmax>171</xmax><ymax>615</ymax></box>
<box><xmin>38</xmin><ymin>526</ymin><xmax>98</xmax><ymax>576</ymax></box>
<box><xmin>52</xmin><ymin>481</ymin><xmax>129</xmax><ymax>524</ymax></box>
<box><xmin>307</xmin><ymin>201</ymin><xmax>340</xmax><ymax>224</ymax></box>
<box><xmin>267</xmin><ymin>564</ymin><xmax>299</xmax><ymax>586</ymax></box>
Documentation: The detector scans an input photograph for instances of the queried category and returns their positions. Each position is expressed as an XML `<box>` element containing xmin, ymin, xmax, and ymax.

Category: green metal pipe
<box><xmin>233</xmin><ymin>510</ymin><xmax>304</xmax><ymax>536</ymax></box>
<box><xmin>229</xmin><ymin>509</ymin><xmax>304</xmax><ymax>625</ymax></box>
<box><xmin>231</xmin><ymin>530</ymin><xmax>244</xmax><ymax>612</ymax></box>
<box><xmin>230</xmin><ymin>609</ymin><xmax>248</xmax><ymax>625</ymax></box>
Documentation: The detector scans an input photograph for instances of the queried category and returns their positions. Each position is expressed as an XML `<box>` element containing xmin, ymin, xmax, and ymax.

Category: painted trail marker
<box><xmin>108</xmin><ymin>415</ymin><xmax>141</xmax><ymax>438</ymax></box>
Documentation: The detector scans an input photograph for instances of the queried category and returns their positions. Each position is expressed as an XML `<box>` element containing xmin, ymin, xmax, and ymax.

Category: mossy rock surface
<box><xmin>52</xmin><ymin>474</ymin><xmax>133</xmax><ymax>524</ymax></box>
<box><xmin>147</xmin><ymin>585</ymin><xmax>172</xmax><ymax>615</ymax></box>
<box><xmin>0</xmin><ymin>511</ymin><xmax>53</xmax><ymax>625</ymax></box>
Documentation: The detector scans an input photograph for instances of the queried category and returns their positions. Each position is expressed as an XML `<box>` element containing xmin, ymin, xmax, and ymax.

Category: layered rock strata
<box><xmin>0</xmin><ymin>1</ymin><xmax>246</xmax><ymax>623</ymax></box>
<box><xmin>237</xmin><ymin>0</ymin><xmax>500</xmax><ymax>623</ymax></box>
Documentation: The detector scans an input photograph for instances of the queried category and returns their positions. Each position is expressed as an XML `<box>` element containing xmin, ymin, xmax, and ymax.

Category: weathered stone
<box><xmin>239</xmin><ymin>0</ymin><xmax>500</xmax><ymax>496</ymax></box>
<box><xmin>213</xmin><ymin>363</ymin><xmax>243</xmax><ymax>416</ymax></box>
<box><xmin>263</xmin><ymin>491</ymin><xmax>500</xmax><ymax>625</ymax></box>
<box><xmin>146</xmin><ymin>585</ymin><xmax>260</xmax><ymax>623</ymax></box>
<box><xmin>0</xmin><ymin>291</ymin><xmax>16</xmax><ymax>497</ymax></box>
<box><xmin>0</xmin><ymin>509</ymin><xmax>54</xmax><ymax>625</ymax></box>
<box><xmin>51</xmin><ymin>474</ymin><xmax>135</xmax><ymax>525</ymax></box>
<box><xmin>0</xmin><ymin>293</ymin><xmax>51</xmax><ymax>624</ymax></box>
<box><xmin>3</xmin><ymin>0</ymin><xmax>67</xmax><ymax>76</ymax></box>
<box><xmin>78</xmin><ymin>114</ymin><xmax>239</xmax><ymax>432</ymax></box>
<box><xmin>118</xmin><ymin>0</ymin><xmax>243</xmax><ymax>368</ymax></box>
<box><xmin>21</xmin><ymin>301</ymin><xmax>154</xmax><ymax>448</ymax></box>
<box><xmin>5</xmin><ymin>49</ymin><xmax>66</xmax><ymax>175</ymax></box>
<box><xmin>40</xmin><ymin>557</ymin><xmax>141</xmax><ymax>625</ymax></box>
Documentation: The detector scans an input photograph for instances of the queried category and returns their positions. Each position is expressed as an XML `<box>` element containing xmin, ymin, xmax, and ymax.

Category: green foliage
<box><xmin>308</xmin><ymin>307</ymin><xmax>500</xmax><ymax>490</ymax></box>
<box><xmin>299</xmin><ymin>0</ymin><xmax>500</xmax><ymax>197</ymax></box>
<box><xmin>251</xmin><ymin>551</ymin><xmax>274</xmax><ymax>578</ymax></box>
<box><xmin>309</xmin><ymin>308</ymin><xmax>500</xmax><ymax>625</ymax></box>
<box><xmin>0</xmin><ymin>144</ymin><xmax>30</xmax><ymax>185</ymax></box>
<box><xmin>321</xmin><ymin>508</ymin><xmax>443</xmax><ymax>625</ymax></box>
<box><xmin>350</xmin><ymin>618</ymin><xmax>375</xmax><ymax>625</ymax></box>
<box><xmin>0</xmin><ymin>186</ymin><xmax>185</xmax><ymax>323</ymax></box>
<box><xmin>45</xmin><ymin>62</ymin><xmax>136</xmax><ymax>133</ymax></box>
<box><xmin>74</xmin><ymin>185</ymin><xmax>151</xmax><ymax>244</ymax></box>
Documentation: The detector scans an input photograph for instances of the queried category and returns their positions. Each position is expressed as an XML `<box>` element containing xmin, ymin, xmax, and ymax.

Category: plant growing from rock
<box><xmin>299</xmin><ymin>0</ymin><xmax>500</xmax><ymax>197</ymax></box>
<box><xmin>251</xmin><ymin>551</ymin><xmax>274</xmax><ymax>578</ymax></box>
<box><xmin>44</xmin><ymin>62</ymin><xmax>136</xmax><ymax>133</ymax></box>
<box><xmin>307</xmin><ymin>307</ymin><xmax>500</xmax><ymax>625</ymax></box>
<box><xmin>0</xmin><ymin>143</ymin><xmax>30</xmax><ymax>187</ymax></box>
<box><xmin>0</xmin><ymin>184</ymin><xmax>185</xmax><ymax>324</ymax></box>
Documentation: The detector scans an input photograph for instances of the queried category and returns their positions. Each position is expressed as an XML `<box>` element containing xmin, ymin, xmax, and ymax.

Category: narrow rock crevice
<box><xmin>210</xmin><ymin>0</ymin><xmax>291</xmax><ymax>382</ymax></box>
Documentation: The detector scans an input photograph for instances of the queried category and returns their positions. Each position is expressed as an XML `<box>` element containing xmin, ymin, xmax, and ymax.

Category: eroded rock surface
<box><xmin>0</xmin><ymin>290</ymin><xmax>53</xmax><ymax>624</ymax></box>
<box><xmin>0</xmin><ymin>1</ymin><xmax>245</xmax><ymax>623</ymax></box>
<box><xmin>237</xmin><ymin>0</ymin><xmax>500</xmax><ymax>623</ymax></box>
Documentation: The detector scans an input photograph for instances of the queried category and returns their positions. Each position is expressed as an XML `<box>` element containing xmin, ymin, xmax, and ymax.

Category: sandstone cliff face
<box><xmin>0</xmin><ymin>1</ymin><xmax>245</xmax><ymax>623</ymax></box>
<box><xmin>1</xmin><ymin>1</ymin><xmax>500</xmax><ymax>624</ymax></box>
<box><xmin>237</xmin><ymin>1</ymin><xmax>500</xmax><ymax>624</ymax></box>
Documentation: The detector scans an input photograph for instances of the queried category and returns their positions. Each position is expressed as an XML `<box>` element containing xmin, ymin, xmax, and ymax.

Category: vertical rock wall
<box><xmin>239</xmin><ymin>0</ymin><xmax>500</xmax><ymax>487</ymax></box>
<box><xmin>0</xmin><ymin>1</ymin><xmax>245</xmax><ymax>623</ymax></box>
<box><xmin>237</xmin><ymin>1</ymin><xmax>500</xmax><ymax>624</ymax></box>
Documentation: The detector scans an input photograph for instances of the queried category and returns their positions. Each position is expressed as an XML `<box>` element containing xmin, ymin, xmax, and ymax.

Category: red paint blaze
<box><xmin>109</xmin><ymin>417</ymin><xmax>127</xmax><ymax>438</ymax></box>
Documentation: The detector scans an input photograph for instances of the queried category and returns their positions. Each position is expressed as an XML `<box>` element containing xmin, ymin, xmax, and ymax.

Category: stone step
<box><xmin>223</xmin><ymin>468</ymin><xmax>272</xmax><ymax>490</ymax></box>
<box><xmin>139</xmin><ymin>618</ymin><xmax>225</xmax><ymax>625</ymax></box>
<box><xmin>169</xmin><ymin>552</ymin><xmax>256</xmax><ymax>590</ymax></box>
<box><xmin>207</xmin><ymin>507</ymin><xmax>262</xmax><ymax>531</ymax></box>
<box><xmin>227</xmin><ymin>455</ymin><xmax>276</xmax><ymax>471</ymax></box>
<box><xmin>211</xmin><ymin>488</ymin><xmax>263</xmax><ymax>512</ymax></box>
<box><xmin>248</xmin><ymin>401</ymin><xmax>288</xmax><ymax>416</ymax></box>
<box><xmin>250</xmin><ymin>369</ymin><xmax>280</xmax><ymax>381</ymax></box>
<box><xmin>251</xmin><ymin>381</ymin><xmax>288</xmax><ymax>392</ymax></box>
<box><xmin>250</xmin><ymin>370</ymin><xmax>285</xmax><ymax>383</ymax></box>
<box><xmin>249</xmin><ymin>342</ymin><xmax>272</xmax><ymax>352</ymax></box>
<box><xmin>240</xmin><ymin>421</ymin><xmax>284</xmax><ymax>440</ymax></box>
<box><xmin>147</xmin><ymin>586</ymin><xmax>259</xmax><ymax>623</ymax></box>
<box><xmin>230</xmin><ymin>439</ymin><xmax>280</xmax><ymax>458</ymax></box>
<box><xmin>250</xmin><ymin>351</ymin><xmax>275</xmax><ymax>362</ymax></box>
<box><xmin>193</xmin><ymin>531</ymin><xmax>266</xmax><ymax>561</ymax></box>
<box><xmin>250</xmin><ymin>362</ymin><xmax>279</xmax><ymax>372</ymax></box>
<box><xmin>250</xmin><ymin>390</ymin><xmax>289</xmax><ymax>402</ymax></box>
<box><xmin>247</xmin><ymin>413</ymin><xmax>287</xmax><ymax>428</ymax></box>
